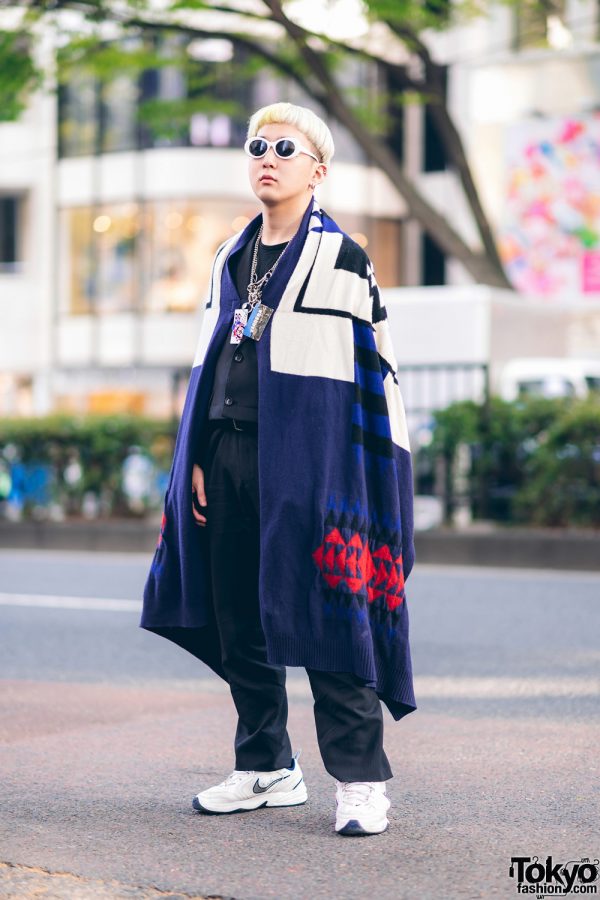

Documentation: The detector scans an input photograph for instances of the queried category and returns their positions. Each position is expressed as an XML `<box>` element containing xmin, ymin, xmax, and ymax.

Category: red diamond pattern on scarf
<box><xmin>157</xmin><ymin>512</ymin><xmax>166</xmax><ymax>548</ymax></box>
<box><xmin>312</xmin><ymin>527</ymin><xmax>405</xmax><ymax>611</ymax></box>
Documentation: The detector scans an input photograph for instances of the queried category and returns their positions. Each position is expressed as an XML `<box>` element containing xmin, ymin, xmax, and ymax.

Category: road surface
<box><xmin>0</xmin><ymin>548</ymin><xmax>598</xmax><ymax>899</ymax></box>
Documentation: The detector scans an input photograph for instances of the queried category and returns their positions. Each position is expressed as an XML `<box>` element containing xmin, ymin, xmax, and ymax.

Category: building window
<box><xmin>58</xmin><ymin>76</ymin><xmax>99</xmax><ymax>157</ymax></box>
<box><xmin>0</xmin><ymin>195</ymin><xmax>23</xmax><ymax>274</ymax></box>
<box><xmin>383</xmin><ymin>65</ymin><xmax>405</xmax><ymax>164</ymax></box>
<box><xmin>512</xmin><ymin>0</ymin><xmax>566</xmax><ymax>49</ymax></box>
<box><xmin>423</xmin><ymin>66</ymin><xmax>448</xmax><ymax>174</ymax></box>
<box><xmin>422</xmin><ymin>231</ymin><xmax>446</xmax><ymax>285</ymax></box>
<box><xmin>100</xmin><ymin>74</ymin><xmax>139</xmax><ymax>153</ymax></box>
<box><xmin>143</xmin><ymin>201</ymin><xmax>224</xmax><ymax>313</ymax></box>
<box><xmin>60</xmin><ymin>204</ymin><xmax>139</xmax><ymax>313</ymax></box>
<box><xmin>57</xmin><ymin>38</ymin><xmax>390</xmax><ymax>163</ymax></box>
<box><xmin>368</xmin><ymin>217</ymin><xmax>403</xmax><ymax>287</ymax></box>
<box><xmin>59</xmin><ymin>198</ymin><xmax>257</xmax><ymax>314</ymax></box>
<box><xmin>138</xmin><ymin>57</ymin><xmax>189</xmax><ymax>150</ymax></box>
<box><xmin>141</xmin><ymin>198</ymin><xmax>257</xmax><ymax>312</ymax></box>
<box><xmin>58</xmin><ymin>198</ymin><xmax>403</xmax><ymax>314</ymax></box>
<box><xmin>57</xmin><ymin>36</ymin><xmax>254</xmax><ymax>158</ymax></box>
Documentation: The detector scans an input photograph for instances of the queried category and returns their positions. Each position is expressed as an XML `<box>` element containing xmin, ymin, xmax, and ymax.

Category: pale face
<box><xmin>248</xmin><ymin>122</ymin><xmax>327</xmax><ymax>206</ymax></box>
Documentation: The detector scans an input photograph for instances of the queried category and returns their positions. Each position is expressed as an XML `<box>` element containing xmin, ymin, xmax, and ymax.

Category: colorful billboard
<box><xmin>499</xmin><ymin>115</ymin><xmax>600</xmax><ymax>298</ymax></box>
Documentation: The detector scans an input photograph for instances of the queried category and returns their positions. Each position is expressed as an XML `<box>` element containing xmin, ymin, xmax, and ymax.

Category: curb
<box><xmin>0</xmin><ymin>520</ymin><xmax>598</xmax><ymax>571</ymax></box>
<box><xmin>415</xmin><ymin>526</ymin><xmax>600</xmax><ymax>572</ymax></box>
<box><xmin>0</xmin><ymin>519</ymin><xmax>160</xmax><ymax>553</ymax></box>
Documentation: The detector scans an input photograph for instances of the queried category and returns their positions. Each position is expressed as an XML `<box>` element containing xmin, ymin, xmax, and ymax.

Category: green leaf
<box><xmin>0</xmin><ymin>30</ymin><xmax>43</xmax><ymax>122</ymax></box>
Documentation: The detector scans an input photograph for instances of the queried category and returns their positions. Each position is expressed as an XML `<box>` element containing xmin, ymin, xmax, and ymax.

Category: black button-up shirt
<box><xmin>194</xmin><ymin>230</ymin><xmax>288</xmax><ymax>465</ymax></box>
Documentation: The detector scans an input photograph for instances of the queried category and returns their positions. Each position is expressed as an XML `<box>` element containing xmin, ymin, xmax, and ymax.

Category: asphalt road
<box><xmin>0</xmin><ymin>548</ymin><xmax>598</xmax><ymax>899</ymax></box>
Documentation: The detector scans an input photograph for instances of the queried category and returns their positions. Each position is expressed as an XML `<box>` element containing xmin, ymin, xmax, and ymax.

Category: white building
<box><xmin>1</xmin><ymin>21</ymin><xmax>412</xmax><ymax>417</ymax></box>
<box><xmin>1</xmin><ymin>2</ymin><xmax>599</xmax><ymax>420</ymax></box>
<box><xmin>430</xmin><ymin>0</ymin><xmax>600</xmax><ymax>296</ymax></box>
<box><xmin>0</xmin><ymin>72</ymin><xmax>56</xmax><ymax>416</ymax></box>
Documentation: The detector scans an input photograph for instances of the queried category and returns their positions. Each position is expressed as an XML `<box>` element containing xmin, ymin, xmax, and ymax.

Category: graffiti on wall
<box><xmin>499</xmin><ymin>115</ymin><xmax>600</xmax><ymax>298</ymax></box>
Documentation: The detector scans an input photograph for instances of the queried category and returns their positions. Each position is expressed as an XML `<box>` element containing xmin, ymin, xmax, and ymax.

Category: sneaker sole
<box><xmin>193</xmin><ymin>784</ymin><xmax>308</xmax><ymax>815</ymax></box>
<box><xmin>336</xmin><ymin>817</ymin><xmax>389</xmax><ymax>836</ymax></box>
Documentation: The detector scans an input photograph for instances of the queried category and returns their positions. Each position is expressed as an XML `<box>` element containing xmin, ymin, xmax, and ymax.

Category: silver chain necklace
<box><xmin>245</xmin><ymin>224</ymin><xmax>290</xmax><ymax>310</ymax></box>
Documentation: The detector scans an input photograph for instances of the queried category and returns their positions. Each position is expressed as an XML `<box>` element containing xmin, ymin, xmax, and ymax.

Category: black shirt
<box><xmin>194</xmin><ymin>230</ymin><xmax>289</xmax><ymax>465</ymax></box>
<box><xmin>208</xmin><ymin>232</ymin><xmax>289</xmax><ymax>421</ymax></box>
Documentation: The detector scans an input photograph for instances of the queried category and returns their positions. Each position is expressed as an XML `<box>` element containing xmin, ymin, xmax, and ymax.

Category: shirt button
<box><xmin>234</xmin><ymin>352</ymin><xmax>243</xmax><ymax>362</ymax></box>
<box><xmin>224</xmin><ymin>397</ymin><xmax>233</xmax><ymax>406</ymax></box>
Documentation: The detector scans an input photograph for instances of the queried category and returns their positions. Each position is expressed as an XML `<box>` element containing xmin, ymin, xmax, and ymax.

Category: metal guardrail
<box><xmin>397</xmin><ymin>362</ymin><xmax>490</xmax><ymax>417</ymax></box>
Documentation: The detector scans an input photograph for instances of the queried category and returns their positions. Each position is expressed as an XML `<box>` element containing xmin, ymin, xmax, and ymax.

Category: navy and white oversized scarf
<box><xmin>141</xmin><ymin>194</ymin><xmax>416</xmax><ymax>721</ymax></box>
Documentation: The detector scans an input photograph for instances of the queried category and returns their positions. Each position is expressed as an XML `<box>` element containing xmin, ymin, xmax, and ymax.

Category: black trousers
<box><xmin>199</xmin><ymin>420</ymin><xmax>392</xmax><ymax>782</ymax></box>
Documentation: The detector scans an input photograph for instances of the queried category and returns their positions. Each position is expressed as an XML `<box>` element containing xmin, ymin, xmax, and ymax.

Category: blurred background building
<box><xmin>1</xmin><ymin>0</ymin><xmax>600</xmax><ymax>422</ymax></box>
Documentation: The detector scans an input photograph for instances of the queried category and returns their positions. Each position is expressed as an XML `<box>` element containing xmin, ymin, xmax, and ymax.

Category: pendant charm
<box><xmin>230</xmin><ymin>307</ymin><xmax>248</xmax><ymax>344</ymax></box>
<box><xmin>247</xmin><ymin>283</ymin><xmax>262</xmax><ymax>307</ymax></box>
<box><xmin>243</xmin><ymin>302</ymin><xmax>273</xmax><ymax>341</ymax></box>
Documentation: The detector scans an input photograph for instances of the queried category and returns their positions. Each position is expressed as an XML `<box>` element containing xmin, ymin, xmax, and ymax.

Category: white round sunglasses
<box><xmin>244</xmin><ymin>136</ymin><xmax>320</xmax><ymax>163</ymax></box>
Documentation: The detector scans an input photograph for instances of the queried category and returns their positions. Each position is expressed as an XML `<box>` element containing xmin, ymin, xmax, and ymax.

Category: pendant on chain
<box><xmin>242</xmin><ymin>302</ymin><xmax>273</xmax><ymax>341</ymax></box>
<box><xmin>247</xmin><ymin>283</ymin><xmax>262</xmax><ymax>306</ymax></box>
<box><xmin>230</xmin><ymin>307</ymin><xmax>248</xmax><ymax>344</ymax></box>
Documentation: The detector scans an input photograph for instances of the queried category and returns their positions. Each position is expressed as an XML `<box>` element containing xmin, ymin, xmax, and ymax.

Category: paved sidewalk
<box><xmin>1</xmin><ymin>677</ymin><xmax>597</xmax><ymax>899</ymax></box>
<box><xmin>0</xmin><ymin>861</ymin><xmax>214</xmax><ymax>900</ymax></box>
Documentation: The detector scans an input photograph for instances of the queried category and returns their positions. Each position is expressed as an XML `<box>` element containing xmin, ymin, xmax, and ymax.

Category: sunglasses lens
<box><xmin>275</xmin><ymin>139</ymin><xmax>296</xmax><ymax>158</ymax></box>
<box><xmin>248</xmin><ymin>139</ymin><xmax>268</xmax><ymax>157</ymax></box>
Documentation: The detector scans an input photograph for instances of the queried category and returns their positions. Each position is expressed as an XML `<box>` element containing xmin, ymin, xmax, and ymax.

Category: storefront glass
<box><xmin>58</xmin><ymin>77</ymin><xmax>98</xmax><ymax>157</ymax></box>
<box><xmin>61</xmin><ymin>199</ymin><xmax>259</xmax><ymax>314</ymax></box>
<box><xmin>61</xmin><ymin>204</ymin><xmax>139</xmax><ymax>313</ymax></box>
<box><xmin>143</xmin><ymin>199</ymin><xmax>251</xmax><ymax>312</ymax></box>
<box><xmin>60</xmin><ymin>199</ymin><xmax>402</xmax><ymax>315</ymax></box>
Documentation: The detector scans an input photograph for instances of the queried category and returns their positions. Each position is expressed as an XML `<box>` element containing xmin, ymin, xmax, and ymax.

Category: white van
<box><xmin>498</xmin><ymin>358</ymin><xmax>600</xmax><ymax>402</ymax></box>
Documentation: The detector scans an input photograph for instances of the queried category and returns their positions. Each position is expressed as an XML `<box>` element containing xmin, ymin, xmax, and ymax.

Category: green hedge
<box><xmin>513</xmin><ymin>397</ymin><xmax>600</xmax><ymax>527</ymax></box>
<box><xmin>0</xmin><ymin>414</ymin><xmax>177</xmax><ymax>517</ymax></box>
<box><xmin>2</xmin><ymin>398</ymin><xmax>600</xmax><ymax>526</ymax></box>
<box><xmin>424</xmin><ymin>394</ymin><xmax>600</xmax><ymax>528</ymax></box>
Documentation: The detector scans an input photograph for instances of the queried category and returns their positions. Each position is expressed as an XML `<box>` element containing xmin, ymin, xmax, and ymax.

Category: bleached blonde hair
<box><xmin>247</xmin><ymin>102</ymin><xmax>335</xmax><ymax>166</ymax></box>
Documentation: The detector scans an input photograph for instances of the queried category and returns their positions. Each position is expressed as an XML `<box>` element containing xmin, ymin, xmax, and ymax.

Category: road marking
<box><xmin>0</xmin><ymin>593</ymin><xmax>140</xmax><ymax>612</ymax></box>
<box><xmin>411</xmin><ymin>675</ymin><xmax>600</xmax><ymax>699</ymax></box>
<box><xmin>0</xmin><ymin>548</ymin><xmax>151</xmax><ymax>562</ymax></box>
<box><xmin>283</xmin><ymin>676</ymin><xmax>600</xmax><ymax>699</ymax></box>
<box><xmin>1</xmin><ymin>598</ymin><xmax>597</xmax><ymax>700</ymax></box>
<box><xmin>132</xmin><ymin>675</ymin><xmax>600</xmax><ymax>701</ymax></box>
<box><xmin>414</xmin><ymin>563</ymin><xmax>600</xmax><ymax>582</ymax></box>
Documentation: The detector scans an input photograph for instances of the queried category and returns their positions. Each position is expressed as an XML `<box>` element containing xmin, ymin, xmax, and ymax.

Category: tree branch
<box><xmin>383</xmin><ymin>17</ymin><xmax>507</xmax><ymax>277</ymax></box>
<box><xmin>15</xmin><ymin>0</ymin><xmax>511</xmax><ymax>286</ymax></box>
<box><xmin>261</xmin><ymin>0</ymin><xmax>509</xmax><ymax>285</ymax></box>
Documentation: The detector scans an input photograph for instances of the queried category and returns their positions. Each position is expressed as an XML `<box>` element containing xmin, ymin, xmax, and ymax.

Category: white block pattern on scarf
<box><xmin>373</xmin><ymin>309</ymin><xmax>411</xmax><ymax>453</ymax></box>
<box><xmin>192</xmin><ymin>235</ymin><xmax>237</xmax><ymax>369</ymax></box>
<box><xmin>270</xmin><ymin>220</ymin><xmax>376</xmax><ymax>380</ymax></box>
<box><xmin>383</xmin><ymin>371</ymin><xmax>411</xmax><ymax>453</ymax></box>
<box><xmin>270</xmin><ymin>310</ymin><xmax>355</xmax><ymax>381</ymax></box>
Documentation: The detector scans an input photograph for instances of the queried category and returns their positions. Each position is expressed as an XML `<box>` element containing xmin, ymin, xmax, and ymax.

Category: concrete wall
<box><xmin>0</xmin><ymin>90</ymin><xmax>57</xmax><ymax>414</ymax></box>
<box><xmin>382</xmin><ymin>285</ymin><xmax>600</xmax><ymax>432</ymax></box>
<box><xmin>56</xmin><ymin>148</ymin><xmax>407</xmax><ymax>218</ymax></box>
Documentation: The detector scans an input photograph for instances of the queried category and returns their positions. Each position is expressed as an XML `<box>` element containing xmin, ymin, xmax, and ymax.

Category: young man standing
<box><xmin>141</xmin><ymin>102</ymin><xmax>416</xmax><ymax>836</ymax></box>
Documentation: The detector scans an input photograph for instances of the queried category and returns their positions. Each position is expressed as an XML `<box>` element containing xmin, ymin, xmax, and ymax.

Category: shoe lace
<box><xmin>220</xmin><ymin>770</ymin><xmax>253</xmax><ymax>788</ymax></box>
<box><xmin>338</xmin><ymin>781</ymin><xmax>379</xmax><ymax>807</ymax></box>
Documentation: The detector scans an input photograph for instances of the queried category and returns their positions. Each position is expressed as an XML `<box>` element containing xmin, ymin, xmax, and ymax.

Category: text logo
<box><xmin>509</xmin><ymin>856</ymin><xmax>599</xmax><ymax>895</ymax></box>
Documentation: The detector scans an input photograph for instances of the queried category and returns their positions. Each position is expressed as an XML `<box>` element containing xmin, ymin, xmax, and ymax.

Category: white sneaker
<box><xmin>192</xmin><ymin>750</ymin><xmax>307</xmax><ymax>814</ymax></box>
<box><xmin>334</xmin><ymin>780</ymin><xmax>391</xmax><ymax>835</ymax></box>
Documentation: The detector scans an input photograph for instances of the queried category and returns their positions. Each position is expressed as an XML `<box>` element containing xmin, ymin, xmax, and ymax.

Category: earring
<box><xmin>308</xmin><ymin>182</ymin><xmax>316</xmax><ymax>190</ymax></box>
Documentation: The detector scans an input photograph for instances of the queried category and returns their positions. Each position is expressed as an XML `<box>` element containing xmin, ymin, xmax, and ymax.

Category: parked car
<box><xmin>498</xmin><ymin>358</ymin><xmax>600</xmax><ymax>402</ymax></box>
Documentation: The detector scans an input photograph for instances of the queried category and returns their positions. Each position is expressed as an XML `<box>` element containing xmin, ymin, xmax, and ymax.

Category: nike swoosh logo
<box><xmin>252</xmin><ymin>773</ymin><xmax>291</xmax><ymax>794</ymax></box>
